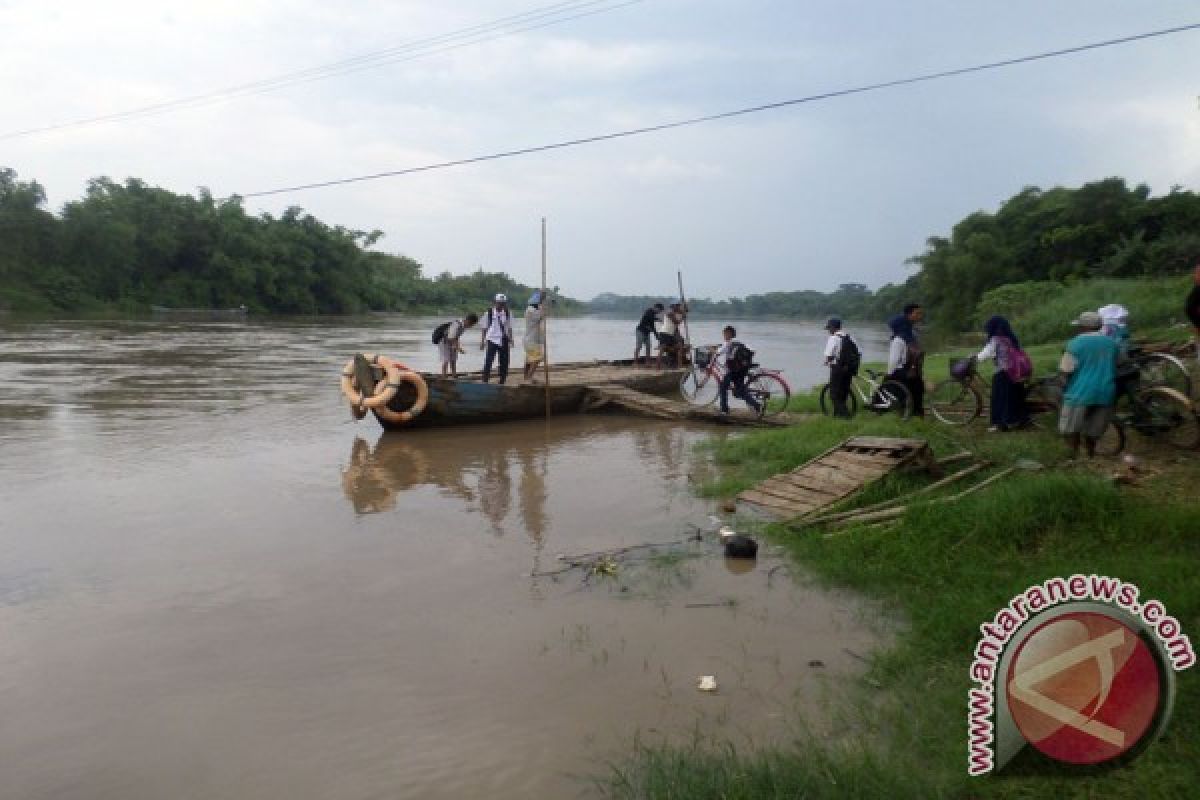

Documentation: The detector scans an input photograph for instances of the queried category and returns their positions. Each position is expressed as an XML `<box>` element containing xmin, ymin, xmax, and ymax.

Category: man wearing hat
<box><xmin>480</xmin><ymin>293</ymin><xmax>514</xmax><ymax>384</ymax></box>
<box><xmin>1058</xmin><ymin>310</ymin><xmax>1120</xmax><ymax>459</ymax></box>
<box><xmin>823</xmin><ymin>317</ymin><xmax>858</xmax><ymax>418</ymax></box>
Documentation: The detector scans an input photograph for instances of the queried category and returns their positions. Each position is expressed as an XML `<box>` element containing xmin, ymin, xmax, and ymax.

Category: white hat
<box><xmin>1097</xmin><ymin>304</ymin><xmax>1129</xmax><ymax>325</ymax></box>
<box><xmin>494</xmin><ymin>293</ymin><xmax>507</xmax><ymax>304</ymax></box>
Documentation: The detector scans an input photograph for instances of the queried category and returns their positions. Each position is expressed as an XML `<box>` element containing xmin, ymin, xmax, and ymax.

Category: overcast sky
<box><xmin>3</xmin><ymin>1</ymin><xmax>1198</xmax><ymax>301</ymax></box>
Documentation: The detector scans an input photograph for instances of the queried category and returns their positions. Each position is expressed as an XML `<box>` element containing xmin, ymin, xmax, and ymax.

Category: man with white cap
<box><xmin>1058</xmin><ymin>310</ymin><xmax>1120</xmax><ymax>460</ymax></box>
<box><xmin>480</xmin><ymin>293</ymin><xmax>514</xmax><ymax>384</ymax></box>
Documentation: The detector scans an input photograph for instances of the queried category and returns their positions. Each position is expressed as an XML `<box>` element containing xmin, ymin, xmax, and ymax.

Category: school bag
<box><xmin>727</xmin><ymin>342</ymin><xmax>755</xmax><ymax>372</ymax></box>
<box><xmin>835</xmin><ymin>334</ymin><xmax>861</xmax><ymax>375</ymax></box>
<box><xmin>431</xmin><ymin>321</ymin><xmax>453</xmax><ymax>344</ymax></box>
<box><xmin>1003</xmin><ymin>338</ymin><xmax>1033</xmax><ymax>382</ymax></box>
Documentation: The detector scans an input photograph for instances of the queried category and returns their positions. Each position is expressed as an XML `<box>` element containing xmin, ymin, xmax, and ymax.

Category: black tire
<box><xmin>680</xmin><ymin>368</ymin><xmax>717</xmax><ymax>406</ymax></box>
<box><xmin>819</xmin><ymin>383</ymin><xmax>858</xmax><ymax>418</ymax></box>
<box><xmin>1137</xmin><ymin>353</ymin><xmax>1194</xmax><ymax>400</ymax></box>
<box><xmin>1137</xmin><ymin>386</ymin><xmax>1200</xmax><ymax>449</ymax></box>
<box><xmin>929</xmin><ymin>379</ymin><xmax>983</xmax><ymax>425</ymax></box>
<box><xmin>747</xmin><ymin>373</ymin><xmax>790</xmax><ymax>417</ymax></box>
<box><xmin>872</xmin><ymin>380</ymin><xmax>912</xmax><ymax>419</ymax></box>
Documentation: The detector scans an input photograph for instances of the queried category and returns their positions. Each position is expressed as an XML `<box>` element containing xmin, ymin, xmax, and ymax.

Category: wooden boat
<box><xmin>367</xmin><ymin>359</ymin><xmax>686</xmax><ymax>430</ymax></box>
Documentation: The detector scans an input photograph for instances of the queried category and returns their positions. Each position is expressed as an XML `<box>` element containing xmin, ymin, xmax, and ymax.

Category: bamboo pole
<box><xmin>677</xmin><ymin>269</ymin><xmax>691</xmax><ymax>359</ymax></box>
<box><xmin>542</xmin><ymin>217</ymin><xmax>551</xmax><ymax>419</ymax></box>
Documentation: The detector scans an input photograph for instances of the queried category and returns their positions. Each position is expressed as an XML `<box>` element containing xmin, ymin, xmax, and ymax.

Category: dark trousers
<box><xmin>990</xmin><ymin>370</ymin><xmax>1029</xmax><ymax>429</ymax></box>
<box><xmin>890</xmin><ymin>369</ymin><xmax>924</xmax><ymax>416</ymax></box>
<box><xmin>828</xmin><ymin>365</ymin><xmax>852</xmax><ymax>417</ymax></box>
<box><xmin>483</xmin><ymin>341</ymin><xmax>509</xmax><ymax>384</ymax></box>
<box><xmin>720</xmin><ymin>369</ymin><xmax>759</xmax><ymax>413</ymax></box>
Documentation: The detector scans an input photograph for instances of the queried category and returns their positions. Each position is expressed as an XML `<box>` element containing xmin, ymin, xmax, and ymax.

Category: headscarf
<box><xmin>1097</xmin><ymin>304</ymin><xmax>1129</xmax><ymax>327</ymax></box>
<box><xmin>983</xmin><ymin>315</ymin><xmax>1020</xmax><ymax>349</ymax></box>
<box><xmin>888</xmin><ymin>313</ymin><xmax>916</xmax><ymax>343</ymax></box>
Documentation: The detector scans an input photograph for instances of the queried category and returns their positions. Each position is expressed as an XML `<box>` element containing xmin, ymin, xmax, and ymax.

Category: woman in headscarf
<box><xmin>976</xmin><ymin>315</ymin><xmax>1030</xmax><ymax>432</ymax></box>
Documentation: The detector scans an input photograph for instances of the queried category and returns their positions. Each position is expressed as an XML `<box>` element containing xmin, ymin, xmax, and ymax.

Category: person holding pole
<box><xmin>523</xmin><ymin>290</ymin><xmax>547</xmax><ymax>382</ymax></box>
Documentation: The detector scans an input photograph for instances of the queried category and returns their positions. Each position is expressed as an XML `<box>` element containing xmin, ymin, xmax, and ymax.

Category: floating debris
<box><xmin>696</xmin><ymin>675</ymin><xmax>718</xmax><ymax>692</ymax></box>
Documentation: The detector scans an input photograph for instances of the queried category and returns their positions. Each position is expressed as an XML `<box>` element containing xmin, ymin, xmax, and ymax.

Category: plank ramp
<box><xmin>583</xmin><ymin>384</ymin><xmax>791</xmax><ymax>427</ymax></box>
<box><xmin>737</xmin><ymin>436</ymin><xmax>931</xmax><ymax>519</ymax></box>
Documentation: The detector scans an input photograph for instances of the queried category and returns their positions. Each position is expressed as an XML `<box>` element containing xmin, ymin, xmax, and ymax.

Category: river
<box><xmin>0</xmin><ymin>315</ymin><xmax>889</xmax><ymax>799</ymax></box>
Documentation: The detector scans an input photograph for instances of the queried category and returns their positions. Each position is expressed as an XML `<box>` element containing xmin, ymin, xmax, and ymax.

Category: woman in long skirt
<box><xmin>976</xmin><ymin>315</ymin><xmax>1030</xmax><ymax>432</ymax></box>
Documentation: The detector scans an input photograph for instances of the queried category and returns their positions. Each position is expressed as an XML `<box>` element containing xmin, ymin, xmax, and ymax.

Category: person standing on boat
<box><xmin>634</xmin><ymin>303</ymin><xmax>664</xmax><ymax>367</ymax></box>
<box><xmin>437</xmin><ymin>313</ymin><xmax>479</xmax><ymax>378</ymax></box>
<box><xmin>658</xmin><ymin>302</ymin><xmax>688</xmax><ymax>368</ymax></box>
<box><xmin>523</xmin><ymin>291</ymin><xmax>547</xmax><ymax>382</ymax></box>
<box><xmin>480</xmin><ymin>294</ymin><xmax>514</xmax><ymax>384</ymax></box>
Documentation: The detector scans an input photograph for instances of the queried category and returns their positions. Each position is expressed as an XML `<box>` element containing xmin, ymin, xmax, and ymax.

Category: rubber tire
<box><xmin>747</xmin><ymin>373</ymin><xmax>790</xmax><ymax>417</ymax></box>
<box><xmin>1137</xmin><ymin>353</ymin><xmax>1194</xmax><ymax>400</ymax></box>
<box><xmin>1137</xmin><ymin>386</ymin><xmax>1200</xmax><ymax>449</ymax></box>
<box><xmin>929</xmin><ymin>380</ymin><xmax>983</xmax><ymax>425</ymax></box>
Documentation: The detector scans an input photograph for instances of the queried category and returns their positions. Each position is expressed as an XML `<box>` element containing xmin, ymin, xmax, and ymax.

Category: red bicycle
<box><xmin>679</xmin><ymin>346</ymin><xmax>791</xmax><ymax>417</ymax></box>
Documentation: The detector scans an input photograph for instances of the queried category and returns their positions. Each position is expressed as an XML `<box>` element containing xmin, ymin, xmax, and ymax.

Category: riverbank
<box><xmin>604</xmin><ymin>369</ymin><xmax>1200</xmax><ymax>798</ymax></box>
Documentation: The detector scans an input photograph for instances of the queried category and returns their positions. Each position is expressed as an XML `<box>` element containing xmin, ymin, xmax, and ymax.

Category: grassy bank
<box><xmin>604</xmin><ymin>386</ymin><xmax>1200</xmax><ymax>798</ymax></box>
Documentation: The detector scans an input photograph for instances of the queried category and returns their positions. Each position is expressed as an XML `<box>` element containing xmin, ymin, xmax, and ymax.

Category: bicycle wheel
<box><xmin>929</xmin><ymin>380</ymin><xmax>983</xmax><ymax>425</ymax></box>
<box><xmin>871</xmin><ymin>379</ymin><xmax>911</xmax><ymax>419</ymax></box>
<box><xmin>819</xmin><ymin>383</ymin><xmax>858</xmax><ymax>417</ymax></box>
<box><xmin>1137</xmin><ymin>386</ymin><xmax>1200</xmax><ymax>449</ymax></box>
<box><xmin>1094</xmin><ymin>418</ymin><xmax>1126</xmax><ymax>456</ymax></box>
<box><xmin>680</xmin><ymin>368</ymin><xmax>718</xmax><ymax>406</ymax></box>
<box><xmin>1138</xmin><ymin>353</ymin><xmax>1194</xmax><ymax>399</ymax></box>
<box><xmin>747</xmin><ymin>372</ymin><xmax>790</xmax><ymax>417</ymax></box>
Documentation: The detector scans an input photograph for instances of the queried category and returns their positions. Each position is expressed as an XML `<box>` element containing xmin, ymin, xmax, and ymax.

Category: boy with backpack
<box><xmin>433</xmin><ymin>313</ymin><xmax>479</xmax><ymax>377</ymax></box>
<box><xmin>479</xmin><ymin>294</ymin><xmax>515</xmax><ymax>384</ymax></box>
<box><xmin>823</xmin><ymin>318</ymin><xmax>859</xmax><ymax>418</ymax></box>
<box><xmin>716</xmin><ymin>325</ymin><xmax>761</xmax><ymax>416</ymax></box>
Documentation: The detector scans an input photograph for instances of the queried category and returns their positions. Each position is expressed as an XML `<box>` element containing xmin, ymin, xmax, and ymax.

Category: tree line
<box><xmin>0</xmin><ymin>168</ymin><xmax>576</xmax><ymax>315</ymax></box>
<box><xmin>3</xmin><ymin>169</ymin><xmax>1197</xmax><ymax>331</ymax></box>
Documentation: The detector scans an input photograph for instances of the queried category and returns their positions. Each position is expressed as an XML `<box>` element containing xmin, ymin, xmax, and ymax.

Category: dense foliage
<box><xmin>3</xmin><ymin>170</ymin><xmax>1196</xmax><ymax>332</ymax></box>
<box><xmin>594</xmin><ymin>178</ymin><xmax>1200</xmax><ymax>334</ymax></box>
<box><xmin>0</xmin><ymin>168</ymin><xmax>575</xmax><ymax>315</ymax></box>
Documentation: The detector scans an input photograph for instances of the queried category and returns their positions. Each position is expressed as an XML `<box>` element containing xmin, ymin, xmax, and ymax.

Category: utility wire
<box><xmin>238</xmin><ymin>21</ymin><xmax>1200</xmax><ymax>199</ymax></box>
<box><xmin>0</xmin><ymin>0</ymin><xmax>642</xmax><ymax>141</ymax></box>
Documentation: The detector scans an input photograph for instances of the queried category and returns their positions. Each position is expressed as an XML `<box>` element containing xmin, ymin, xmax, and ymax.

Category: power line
<box><xmin>238</xmin><ymin>21</ymin><xmax>1200</xmax><ymax>199</ymax></box>
<box><xmin>0</xmin><ymin>0</ymin><xmax>643</xmax><ymax>141</ymax></box>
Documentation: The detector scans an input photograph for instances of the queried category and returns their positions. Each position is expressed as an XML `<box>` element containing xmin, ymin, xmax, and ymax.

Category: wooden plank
<box><xmin>844</xmin><ymin>436</ymin><xmax>928</xmax><ymax>450</ymax></box>
<box><xmin>813</xmin><ymin>456</ymin><xmax>887</xmax><ymax>481</ymax></box>
<box><xmin>774</xmin><ymin>472</ymin><xmax>855</xmax><ymax>497</ymax></box>
<box><xmin>755</xmin><ymin>481</ymin><xmax>839</xmax><ymax>508</ymax></box>
<box><xmin>737</xmin><ymin>490</ymin><xmax>814</xmax><ymax>514</ymax></box>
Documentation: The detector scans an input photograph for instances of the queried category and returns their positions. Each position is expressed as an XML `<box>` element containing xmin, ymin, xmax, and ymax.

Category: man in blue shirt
<box><xmin>1058</xmin><ymin>310</ymin><xmax>1120</xmax><ymax>459</ymax></box>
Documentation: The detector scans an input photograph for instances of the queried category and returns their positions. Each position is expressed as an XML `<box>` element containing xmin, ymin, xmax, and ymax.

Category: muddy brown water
<box><xmin>0</xmin><ymin>316</ymin><xmax>888</xmax><ymax>800</ymax></box>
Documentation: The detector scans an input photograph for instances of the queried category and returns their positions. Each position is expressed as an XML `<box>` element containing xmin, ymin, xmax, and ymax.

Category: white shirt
<box><xmin>661</xmin><ymin>313</ymin><xmax>678</xmax><ymax>337</ymax></box>
<box><xmin>887</xmin><ymin>336</ymin><xmax>907</xmax><ymax>373</ymax></box>
<box><xmin>484</xmin><ymin>307</ymin><xmax>512</xmax><ymax>346</ymax></box>
<box><xmin>524</xmin><ymin>306</ymin><xmax>545</xmax><ymax>345</ymax></box>
<box><xmin>445</xmin><ymin>320</ymin><xmax>464</xmax><ymax>343</ymax></box>
<box><xmin>824</xmin><ymin>332</ymin><xmax>855</xmax><ymax>363</ymax></box>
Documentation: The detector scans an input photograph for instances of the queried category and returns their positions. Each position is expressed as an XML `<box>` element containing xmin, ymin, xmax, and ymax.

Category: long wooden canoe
<box><xmin>367</xmin><ymin>359</ymin><xmax>686</xmax><ymax>431</ymax></box>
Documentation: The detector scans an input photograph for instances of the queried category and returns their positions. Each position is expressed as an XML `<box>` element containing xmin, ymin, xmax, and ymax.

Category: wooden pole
<box><xmin>542</xmin><ymin>217</ymin><xmax>551</xmax><ymax>419</ymax></box>
<box><xmin>677</xmin><ymin>269</ymin><xmax>691</xmax><ymax>363</ymax></box>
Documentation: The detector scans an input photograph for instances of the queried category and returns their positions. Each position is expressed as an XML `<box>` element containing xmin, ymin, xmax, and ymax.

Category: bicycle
<box><xmin>928</xmin><ymin>359</ymin><xmax>987</xmax><ymax>425</ymax></box>
<box><xmin>1129</xmin><ymin>347</ymin><xmax>1193</xmax><ymax>399</ymax></box>
<box><xmin>680</xmin><ymin>346</ymin><xmax>791</xmax><ymax>417</ymax></box>
<box><xmin>818</xmin><ymin>368</ymin><xmax>911</xmax><ymax>419</ymax></box>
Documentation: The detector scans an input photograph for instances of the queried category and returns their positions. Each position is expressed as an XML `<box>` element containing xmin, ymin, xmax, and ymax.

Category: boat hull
<box><xmin>368</xmin><ymin>360</ymin><xmax>684</xmax><ymax>430</ymax></box>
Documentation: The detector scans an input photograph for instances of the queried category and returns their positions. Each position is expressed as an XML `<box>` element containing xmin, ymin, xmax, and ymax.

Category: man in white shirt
<box><xmin>823</xmin><ymin>318</ymin><xmax>856</xmax><ymax>418</ymax></box>
<box><xmin>479</xmin><ymin>293</ymin><xmax>514</xmax><ymax>384</ymax></box>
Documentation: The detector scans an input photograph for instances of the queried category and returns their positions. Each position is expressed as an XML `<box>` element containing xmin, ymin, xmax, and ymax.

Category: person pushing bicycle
<box><xmin>823</xmin><ymin>317</ymin><xmax>859</xmax><ymax>418</ymax></box>
<box><xmin>716</xmin><ymin>325</ymin><xmax>761</xmax><ymax>416</ymax></box>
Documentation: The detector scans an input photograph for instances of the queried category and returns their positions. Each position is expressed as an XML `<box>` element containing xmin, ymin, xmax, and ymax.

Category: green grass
<box><xmin>604</xmin><ymin>381</ymin><xmax>1200</xmax><ymax>799</ymax></box>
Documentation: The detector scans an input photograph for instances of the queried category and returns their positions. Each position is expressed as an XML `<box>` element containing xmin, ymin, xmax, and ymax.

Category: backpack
<box><xmin>834</xmin><ymin>333</ymin><xmax>861</xmax><ymax>375</ymax></box>
<box><xmin>728</xmin><ymin>342</ymin><xmax>754</xmax><ymax>372</ymax></box>
<box><xmin>1003</xmin><ymin>338</ymin><xmax>1033</xmax><ymax>382</ymax></box>
<box><xmin>431</xmin><ymin>321</ymin><xmax>453</xmax><ymax>344</ymax></box>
